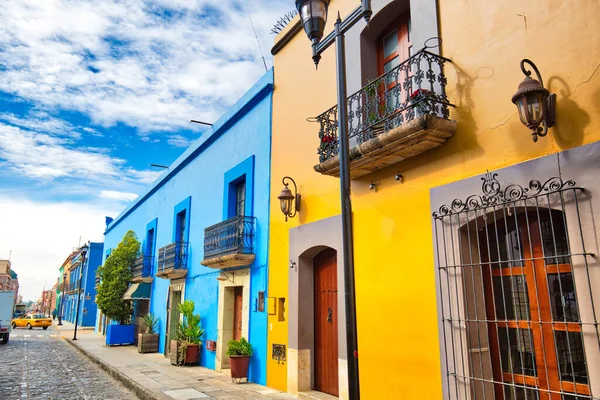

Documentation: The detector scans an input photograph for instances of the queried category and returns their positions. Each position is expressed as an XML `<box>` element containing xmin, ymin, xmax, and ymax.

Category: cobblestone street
<box><xmin>0</xmin><ymin>326</ymin><xmax>138</xmax><ymax>400</ymax></box>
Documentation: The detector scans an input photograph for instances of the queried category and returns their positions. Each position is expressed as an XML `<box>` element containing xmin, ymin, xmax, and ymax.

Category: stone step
<box><xmin>298</xmin><ymin>391</ymin><xmax>339</xmax><ymax>400</ymax></box>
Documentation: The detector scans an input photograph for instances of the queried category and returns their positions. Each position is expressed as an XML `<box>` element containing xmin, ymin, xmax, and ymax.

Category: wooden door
<box><xmin>233</xmin><ymin>287</ymin><xmax>243</xmax><ymax>341</ymax></box>
<box><xmin>314</xmin><ymin>248</ymin><xmax>338</xmax><ymax>397</ymax></box>
<box><xmin>480</xmin><ymin>210</ymin><xmax>589</xmax><ymax>399</ymax></box>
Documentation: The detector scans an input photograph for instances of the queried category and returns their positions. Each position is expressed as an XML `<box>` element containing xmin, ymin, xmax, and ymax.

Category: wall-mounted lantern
<box><xmin>277</xmin><ymin>177</ymin><xmax>301</xmax><ymax>221</ymax></box>
<box><xmin>511</xmin><ymin>59</ymin><xmax>556</xmax><ymax>142</ymax></box>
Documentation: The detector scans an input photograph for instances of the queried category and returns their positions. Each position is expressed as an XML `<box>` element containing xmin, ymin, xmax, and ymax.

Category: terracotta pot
<box><xmin>230</xmin><ymin>355</ymin><xmax>250</xmax><ymax>380</ymax></box>
<box><xmin>185</xmin><ymin>344</ymin><xmax>200</xmax><ymax>364</ymax></box>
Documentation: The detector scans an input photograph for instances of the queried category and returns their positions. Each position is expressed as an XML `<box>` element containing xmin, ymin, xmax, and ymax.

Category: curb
<box><xmin>63</xmin><ymin>337</ymin><xmax>159</xmax><ymax>400</ymax></box>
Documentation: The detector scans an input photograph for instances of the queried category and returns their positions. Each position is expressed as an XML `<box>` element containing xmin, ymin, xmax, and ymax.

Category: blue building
<box><xmin>64</xmin><ymin>242</ymin><xmax>104</xmax><ymax>327</ymax></box>
<box><xmin>101</xmin><ymin>70</ymin><xmax>273</xmax><ymax>384</ymax></box>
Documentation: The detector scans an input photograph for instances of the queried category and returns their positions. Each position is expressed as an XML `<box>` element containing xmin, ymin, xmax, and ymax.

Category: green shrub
<box><xmin>142</xmin><ymin>313</ymin><xmax>159</xmax><ymax>334</ymax></box>
<box><xmin>226</xmin><ymin>337</ymin><xmax>252</xmax><ymax>356</ymax></box>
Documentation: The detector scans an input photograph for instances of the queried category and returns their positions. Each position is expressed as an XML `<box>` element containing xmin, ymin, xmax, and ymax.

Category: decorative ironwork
<box><xmin>132</xmin><ymin>255</ymin><xmax>155</xmax><ymax>278</ymax></box>
<box><xmin>432</xmin><ymin>172</ymin><xmax>598</xmax><ymax>400</ymax></box>
<box><xmin>157</xmin><ymin>242</ymin><xmax>189</xmax><ymax>273</ymax></box>
<box><xmin>433</xmin><ymin>171</ymin><xmax>578</xmax><ymax>218</ymax></box>
<box><xmin>272</xmin><ymin>344</ymin><xmax>286</xmax><ymax>362</ymax></box>
<box><xmin>271</xmin><ymin>10</ymin><xmax>298</xmax><ymax>34</ymax></box>
<box><xmin>203</xmin><ymin>216</ymin><xmax>256</xmax><ymax>259</ymax></box>
<box><xmin>316</xmin><ymin>48</ymin><xmax>453</xmax><ymax>163</ymax></box>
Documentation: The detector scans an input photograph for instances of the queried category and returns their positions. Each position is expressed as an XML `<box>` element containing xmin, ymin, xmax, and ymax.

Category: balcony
<box><xmin>131</xmin><ymin>255</ymin><xmax>154</xmax><ymax>283</ymax></box>
<box><xmin>156</xmin><ymin>242</ymin><xmax>189</xmax><ymax>280</ymax></box>
<box><xmin>95</xmin><ymin>275</ymin><xmax>100</xmax><ymax>288</ymax></box>
<box><xmin>313</xmin><ymin>49</ymin><xmax>457</xmax><ymax>178</ymax></box>
<box><xmin>201</xmin><ymin>216</ymin><xmax>257</xmax><ymax>269</ymax></box>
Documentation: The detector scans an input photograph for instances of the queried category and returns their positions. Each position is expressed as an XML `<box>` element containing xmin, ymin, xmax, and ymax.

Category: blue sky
<box><xmin>0</xmin><ymin>0</ymin><xmax>293</xmax><ymax>301</ymax></box>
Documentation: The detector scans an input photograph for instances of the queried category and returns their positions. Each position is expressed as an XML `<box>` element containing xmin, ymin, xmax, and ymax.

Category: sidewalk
<box><xmin>56</xmin><ymin>328</ymin><xmax>296</xmax><ymax>400</ymax></box>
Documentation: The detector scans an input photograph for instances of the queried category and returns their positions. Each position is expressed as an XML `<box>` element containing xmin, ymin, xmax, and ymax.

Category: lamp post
<box><xmin>73</xmin><ymin>243</ymin><xmax>89</xmax><ymax>341</ymax></box>
<box><xmin>295</xmin><ymin>1</ymin><xmax>372</xmax><ymax>399</ymax></box>
<box><xmin>57</xmin><ymin>272</ymin><xmax>67</xmax><ymax>326</ymax></box>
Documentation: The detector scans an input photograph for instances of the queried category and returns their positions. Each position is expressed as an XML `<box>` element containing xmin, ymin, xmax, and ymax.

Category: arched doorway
<box><xmin>314</xmin><ymin>248</ymin><xmax>339</xmax><ymax>396</ymax></box>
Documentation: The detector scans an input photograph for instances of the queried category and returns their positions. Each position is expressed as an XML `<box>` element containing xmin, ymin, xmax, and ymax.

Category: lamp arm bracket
<box><xmin>520</xmin><ymin>59</ymin><xmax>544</xmax><ymax>88</ymax></box>
<box><xmin>313</xmin><ymin>1</ymin><xmax>372</xmax><ymax>57</ymax></box>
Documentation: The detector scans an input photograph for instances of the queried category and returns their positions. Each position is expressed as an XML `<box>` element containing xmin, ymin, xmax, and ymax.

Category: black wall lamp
<box><xmin>277</xmin><ymin>177</ymin><xmax>301</xmax><ymax>221</ymax></box>
<box><xmin>511</xmin><ymin>59</ymin><xmax>556</xmax><ymax>142</ymax></box>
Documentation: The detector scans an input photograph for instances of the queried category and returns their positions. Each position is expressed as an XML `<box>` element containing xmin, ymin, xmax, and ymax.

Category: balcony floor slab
<box><xmin>200</xmin><ymin>254</ymin><xmax>255</xmax><ymax>269</ymax></box>
<box><xmin>314</xmin><ymin>114</ymin><xmax>457</xmax><ymax>178</ymax></box>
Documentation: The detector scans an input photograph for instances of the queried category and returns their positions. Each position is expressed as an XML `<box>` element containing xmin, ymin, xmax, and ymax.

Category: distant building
<box><xmin>0</xmin><ymin>260</ymin><xmax>19</xmax><ymax>303</ymax></box>
<box><xmin>63</xmin><ymin>243</ymin><xmax>103</xmax><ymax>327</ymax></box>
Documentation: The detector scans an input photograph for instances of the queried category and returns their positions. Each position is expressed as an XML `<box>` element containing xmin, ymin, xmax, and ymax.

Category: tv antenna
<box><xmin>249</xmin><ymin>16</ymin><xmax>268</xmax><ymax>72</ymax></box>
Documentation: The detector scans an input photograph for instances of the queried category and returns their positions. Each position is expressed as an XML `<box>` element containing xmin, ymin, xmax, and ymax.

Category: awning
<box><xmin>122</xmin><ymin>283</ymin><xmax>151</xmax><ymax>300</ymax></box>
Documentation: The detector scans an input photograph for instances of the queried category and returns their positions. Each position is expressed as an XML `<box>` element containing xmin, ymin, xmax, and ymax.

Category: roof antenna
<box><xmin>249</xmin><ymin>16</ymin><xmax>268</xmax><ymax>72</ymax></box>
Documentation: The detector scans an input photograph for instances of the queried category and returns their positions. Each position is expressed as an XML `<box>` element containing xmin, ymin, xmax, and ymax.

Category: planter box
<box><xmin>169</xmin><ymin>340</ymin><xmax>201</xmax><ymax>366</ymax></box>
<box><xmin>170</xmin><ymin>340</ymin><xmax>180</xmax><ymax>365</ymax></box>
<box><xmin>106</xmin><ymin>324</ymin><xmax>135</xmax><ymax>346</ymax></box>
<box><xmin>137</xmin><ymin>333</ymin><xmax>159</xmax><ymax>353</ymax></box>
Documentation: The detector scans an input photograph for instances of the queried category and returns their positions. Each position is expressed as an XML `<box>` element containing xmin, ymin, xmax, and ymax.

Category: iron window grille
<box><xmin>203</xmin><ymin>215</ymin><xmax>256</xmax><ymax>260</ymax></box>
<box><xmin>157</xmin><ymin>242</ymin><xmax>189</xmax><ymax>273</ymax></box>
<box><xmin>316</xmin><ymin>48</ymin><xmax>453</xmax><ymax>163</ymax></box>
<box><xmin>433</xmin><ymin>172</ymin><xmax>599</xmax><ymax>400</ymax></box>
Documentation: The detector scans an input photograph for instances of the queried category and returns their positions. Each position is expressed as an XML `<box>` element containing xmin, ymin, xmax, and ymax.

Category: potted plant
<box><xmin>138</xmin><ymin>313</ymin><xmax>159</xmax><ymax>353</ymax></box>
<box><xmin>171</xmin><ymin>300</ymin><xmax>204</xmax><ymax>366</ymax></box>
<box><xmin>96</xmin><ymin>230</ymin><xmax>139</xmax><ymax>346</ymax></box>
<box><xmin>227</xmin><ymin>337</ymin><xmax>252</xmax><ymax>383</ymax></box>
<box><xmin>409</xmin><ymin>88</ymin><xmax>439</xmax><ymax>116</ymax></box>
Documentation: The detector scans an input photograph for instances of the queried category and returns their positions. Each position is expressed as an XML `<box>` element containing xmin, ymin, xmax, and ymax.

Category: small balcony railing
<box><xmin>201</xmin><ymin>216</ymin><xmax>257</xmax><ymax>269</ymax></box>
<box><xmin>157</xmin><ymin>242</ymin><xmax>189</xmax><ymax>279</ymax></box>
<box><xmin>95</xmin><ymin>275</ymin><xmax>100</xmax><ymax>288</ymax></box>
<box><xmin>314</xmin><ymin>48</ymin><xmax>456</xmax><ymax>178</ymax></box>
<box><xmin>131</xmin><ymin>255</ymin><xmax>154</xmax><ymax>281</ymax></box>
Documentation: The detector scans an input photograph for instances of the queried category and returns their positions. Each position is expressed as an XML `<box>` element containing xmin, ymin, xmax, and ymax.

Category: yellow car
<box><xmin>12</xmin><ymin>314</ymin><xmax>52</xmax><ymax>330</ymax></box>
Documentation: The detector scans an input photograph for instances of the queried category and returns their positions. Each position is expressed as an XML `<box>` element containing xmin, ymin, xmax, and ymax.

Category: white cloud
<box><xmin>0</xmin><ymin>196</ymin><xmax>118</xmax><ymax>301</ymax></box>
<box><xmin>167</xmin><ymin>134</ymin><xmax>194</xmax><ymax>148</ymax></box>
<box><xmin>100</xmin><ymin>190</ymin><xmax>139</xmax><ymax>202</ymax></box>
<box><xmin>0</xmin><ymin>0</ymin><xmax>291</xmax><ymax>133</ymax></box>
<box><xmin>0</xmin><ymin>122</ymin><xmax>161</xmax><ymax>190</ymax></box>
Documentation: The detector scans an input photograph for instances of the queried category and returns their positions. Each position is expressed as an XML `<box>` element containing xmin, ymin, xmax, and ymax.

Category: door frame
<box><xmin>165</xmin><ymin>280</ymin><xmax>185</xmax><ymax>356</ymax></box>
<box><xmin>216</xmin><ymin>268</ymin><xmax>251</xmax><ymax>371</ymax></box>
<box><xmin>287</xmin><ymin>214</ymin><xmax>348</xmax><ymax>399</ymax></box>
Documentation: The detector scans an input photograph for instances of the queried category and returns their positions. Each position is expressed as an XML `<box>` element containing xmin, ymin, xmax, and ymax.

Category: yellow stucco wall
<box><xmin>267</xmin><ymin>0</ymin><xmax>600</xmax><ymax>397</ymax></box>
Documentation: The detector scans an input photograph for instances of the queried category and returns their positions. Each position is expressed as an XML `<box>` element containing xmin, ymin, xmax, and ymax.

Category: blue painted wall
<box><xmin>101</xmin><ymin>70</ymin><xmax>273</xmax><ymax>384</ymax></box>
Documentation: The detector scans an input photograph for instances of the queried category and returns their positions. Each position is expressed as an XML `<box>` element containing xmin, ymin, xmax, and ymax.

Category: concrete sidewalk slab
<box><xmin>63</xmin><ymin>332</ymin><xmax>296</xmax><ymax>400</ymax></box>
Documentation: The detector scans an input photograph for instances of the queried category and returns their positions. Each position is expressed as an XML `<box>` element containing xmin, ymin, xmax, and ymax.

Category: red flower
<box><xmin>410</xmin><ymin>88</ymin><xmax>430</xmax><ymax>99</ymax></box>
<box><xmin>321</xmin><ymin>135</ymin><xmax>335</xmax><ymax>144</ymax></box>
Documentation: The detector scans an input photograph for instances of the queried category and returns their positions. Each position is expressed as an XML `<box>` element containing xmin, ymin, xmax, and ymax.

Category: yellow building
<box><xmin>267</xmin><ymin>0</ymin><xmax>600</xmax><ymax>399</ymax></box>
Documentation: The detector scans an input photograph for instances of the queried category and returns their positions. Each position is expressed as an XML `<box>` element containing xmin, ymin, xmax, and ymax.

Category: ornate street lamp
<box><xmin>296</xmin><ymin>0</ymin><xmax>330</xmax><ymax>45</ymax></box>
<box><xmin>296</xmin><ymin>1</ymin><xmax>372</xmax><ymax>398</ymax></box>
<box><xmin>511</xmin><ymin>59</ymin><xmax>556</xmax><ymax>142</ymax></box>
<box><xmin>73</xmin><ymin>243</ymin><xmax>89</xmax><ymax>341</ymax></box>
<box><xmin>277</xmin><ymin>177</ymin><xmax>301</xmax><ymax>221</ymax></box>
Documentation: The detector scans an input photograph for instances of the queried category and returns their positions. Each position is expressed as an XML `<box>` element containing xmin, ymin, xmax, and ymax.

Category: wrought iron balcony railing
<box><xmin>157</xmin><ymin>242</ymin><xmax>189</xmax><ymax>274</ymax></box>
<box><xmin>203</xmin><ymin>216</ymin><xmax>257</xmax><ymax>260</ymax></box>
<box><xmin>316</xmin><ymin>48</ymin><xmax>453</xmax><ymax>164</ymax></box>
<box><xmin>132</xmin><ymin>255</ymin><xmax>154</xmax><ymax>279</ymax></box>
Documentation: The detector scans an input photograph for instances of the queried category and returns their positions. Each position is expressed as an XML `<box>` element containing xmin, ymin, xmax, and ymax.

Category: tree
<box><xmin>96</xmin><ymin>230</ymin><xmax>139</xmax><ymax>324</ymax></box>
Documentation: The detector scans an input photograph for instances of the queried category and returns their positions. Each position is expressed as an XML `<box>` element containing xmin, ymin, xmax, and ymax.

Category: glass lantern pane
<box><xmin>526</xmin><ymin>93</ymin><xmax>544</xmax><ymax>124</ymax></box>
<box><xmin>516</xmin><ymin>99</ymin><xmax>528</xmax><ymax>125</ymax></box>
<box><xmin>280</xmin><ymin>198</ymin><xmax>292</xmax><ymax>215</ymax></box>
<box><xmin>300</xmin><ymin>0</ymin><xmax>327</xmax><ymax>22</ymax></box>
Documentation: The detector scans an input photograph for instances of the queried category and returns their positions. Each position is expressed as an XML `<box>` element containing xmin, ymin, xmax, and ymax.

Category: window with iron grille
<box><xmin>433</xmin><ymin>172</ymin><xmax>600</xmax><ymax>400</ymax></box>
